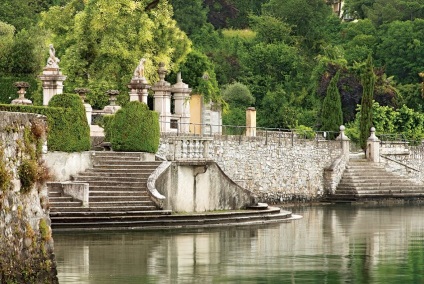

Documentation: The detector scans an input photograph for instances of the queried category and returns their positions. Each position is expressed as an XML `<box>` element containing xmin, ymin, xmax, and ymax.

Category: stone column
<box><xmin>171</xmin><ymin>72</ymin><xmax>192</xmax><ymax>134</ymax></box>
<box><xmin>246</xmin><ymin>107</ymin><xmax>256</xmax><ymax>137</ymax></box>
<box><xmin>336</xmin><ymin>125</ymin><xmax>350</xmax><ymax>158</ymax></box>
<box><xmin>151</xmin><ymin>62</ymin><xmax>172</xmax><ymax>133</ymax></box>
<box><xmin>75</xmin><ymin>88</ymin><xmax>92</xmax><ymax>125</ymax></box>
<box><xmin>39</xmin><ymin>44</ymin><xmax>66</xmax><ymax>105</ymax></box>
<box><xmin>11</xmin><ymin>81</ymin><xmax>32</xmax><ymax>105</ymax></box>
<box><xmin>366</xmin><ymin>127</ymin><xmax>380</xmax><ymax>162</ymax></box>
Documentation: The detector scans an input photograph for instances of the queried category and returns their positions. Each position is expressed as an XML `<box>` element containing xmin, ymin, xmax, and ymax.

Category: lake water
<box><xmin>54</xmin><ymin>204</ymin><xmax>424</xmax><ymax>283</ymax></box>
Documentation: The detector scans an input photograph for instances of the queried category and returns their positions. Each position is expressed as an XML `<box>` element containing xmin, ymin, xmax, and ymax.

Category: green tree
<box><xmin>222</xmin><ymin>82</ymin><xmax>255</xmax><ymax>126</ymax></box>
<box><xmin>365</xmin><ymin>0</ymin><xmax>424</xmax><ymax>25</ymax></box>
<box><xmin>321</xmin><ymin>72</ymin><xmax>343</xmax><ymax>135</ymax></box>
<box><xmin>376</xmin><ymin>19</ymin><xmax>424</xmax><ymax>84</ymax></box>
<box><xmin>262</xmin><ymin>0</ymin><xmax>336</xmax><ymax>52</ymax></box>
<box><xmin>343</xmin><ymin>0</ymin><xmax>375</xmax><ymax>19</ymax></box>
<box><xmin>40</xmin><ymin>0</ymin><xmax>191</xmax><ymax>109</ymax></box>
<box><xmin>169</xmin><ymin>0</ymin><xmax>208</xmax><ymax>36</ymax></box>
<box><xmin>359</xmin><ymin>54</ymin><xmax>376</xmax><ymax>150</ymax></box>
<box><xmin>169</xmin><ymin>49</ymin><xmax>221</xmax><ymax>105</ymax></box>
<box><xmin>0</xmin><ymin>21</ymin><xmax>15</xmax><ymax>72</ymax></box>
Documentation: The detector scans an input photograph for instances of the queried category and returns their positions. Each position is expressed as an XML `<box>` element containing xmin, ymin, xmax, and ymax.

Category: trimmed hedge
<box><xmin>0</xmin><ymin>94</ymin><xmax>90</xmax><ymax>152</ymax></box>
<box><xmin>48</xmin><ymin>94</ymin><xmax>91</xmax><ymax>152</ymax></box>
<box><xmin>105</xmin><ymin>101</ymin><xmax>160</xmax><ymax>153</ymax></box>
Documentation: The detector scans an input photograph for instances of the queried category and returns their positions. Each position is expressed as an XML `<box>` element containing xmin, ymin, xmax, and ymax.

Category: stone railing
<box><xmin>158</xmin><ymin>135</ymin><xmax>213</xmax><ymax>161</ymax></box>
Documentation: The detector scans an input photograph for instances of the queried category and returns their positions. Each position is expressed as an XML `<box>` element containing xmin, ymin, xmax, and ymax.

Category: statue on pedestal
<box><xmin>133</xmin><ymin>58</ymin><xmax>146</xmax><ymax>78</ymax></box>
<box><xmin>46</xmin><ymin>44</ymin><xmax>60</xmax><ymax>68</ymax></box>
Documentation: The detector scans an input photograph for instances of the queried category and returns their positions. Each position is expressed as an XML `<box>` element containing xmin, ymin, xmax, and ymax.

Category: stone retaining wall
<box><xmin>0</xmin><ymin>111</ymin><xmax>58</xmax><ymax>283</ymax></box>
<box><xmin>159</xmin><ymin>135</ymin><xmax>343</xmax><ymax>203</ymax></box>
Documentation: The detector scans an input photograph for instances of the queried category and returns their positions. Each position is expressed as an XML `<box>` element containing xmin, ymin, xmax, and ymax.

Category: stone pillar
<box><xmin>336</xmin><ymin>125</ymin><xmax>350</xmax><ymax>158</ymax></box>
<box><xmin>11</xmin><ymin>81</ymin><xmax>32</xmax><ymax>105</ymax></box>
<box><xmin>246</xmin><ymin>107</ymin><xmax>256</xmax><ymax>137</ymax></box>
<box><xmin>151</xmin><ymin>62</ymin><xmax>172</xmax><ymax>132</ymax></box>
<box><xmin>172</xmin><ymin>72</ymin><xmax>192</xmax><ymax>134</ymax></box>
<box><xmin>75</xmin><ymin>88</ymin><xmax>92</xmax><ymax>125</ymax></box>
<box><xmin>366</xmin><ymin>127</ymin><xmax>380</xmax><ymax>162</ymax></box>
<box><xmin>39</xmin><ymin>44</ymin><xmax>66</xmax><ymax>105</ymax></box>
<box><xmin>103</xmin><ymin>90</ymin><xmax>121</xmax><ymax>114</ymax></box>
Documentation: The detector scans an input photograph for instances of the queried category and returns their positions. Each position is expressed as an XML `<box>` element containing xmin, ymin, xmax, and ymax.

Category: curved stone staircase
<box><xmin>330</xmin><ymin>158</ymin><xmax>424</xmax><ymax>202</ymax></box>
<box><xmin>48</xmin><ymin>152</ymin><xmax>296</xmax><ymax>231</ymax></box>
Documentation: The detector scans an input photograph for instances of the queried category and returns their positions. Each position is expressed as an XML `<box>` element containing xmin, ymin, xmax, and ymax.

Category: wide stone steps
<box><xmin>50</xmin><ymin>207</ymin><xmax>295</xmax><ymax>231</ymax></box>
<box><xmin>327</xmin><ymin>158</ymin><xmax>424</xmax><ymax>202</ymax></box>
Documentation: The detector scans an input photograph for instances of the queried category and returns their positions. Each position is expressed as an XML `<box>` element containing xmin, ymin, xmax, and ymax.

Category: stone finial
<box><xmin>11</xmin><ymin>81</ymin><xmax>32</xmax><ymax>105</ymax></box>
<box><xmin>158</xmin><ymin>62</ymin><xmax>167</xmax><ymax>82</ymax></box>
<box><xmin>74</xmin><ymin>88</ymin><xmax>90</xmax><ymax>103</ymax></box>
<box><xmin>46</xmin><ymin>44</ymin><xmax>60</xmax><ymax>69</ymax></box>
<box><xmin>106</xmin><ymin>90</ymin><xmax>119</xmax><ymax>106</ymax></box>
<box><xmin>336</xmin><ymin>125</ymin><xmax>350</xmax><ymax>141</ymax></box>
<box><xmin>368</xmin><ymin>127</ymin><xmax>379</xmax><ymax>141</ymax></box>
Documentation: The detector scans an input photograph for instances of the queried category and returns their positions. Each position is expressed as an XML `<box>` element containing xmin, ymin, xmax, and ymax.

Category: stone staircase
<box><xmin>329</xmin><ymin>158</ymin><xmax>424</xmax><ymax>202</ymax></box>
<box><xmin>48</xmin><ymin>152</ymin><xmax>297</xmax><ymax>231</ymax></box>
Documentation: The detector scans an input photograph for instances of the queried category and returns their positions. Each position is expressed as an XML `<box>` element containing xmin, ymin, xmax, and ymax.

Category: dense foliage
<box><xmin>105</xmin><ymin>101</ymin><xmax>160</xmax><ymax>153</ymax></box>
<box><xmin>1</xmin><ymin>0</ymin><xmax>424</xmax><ymax>144</ymax></box>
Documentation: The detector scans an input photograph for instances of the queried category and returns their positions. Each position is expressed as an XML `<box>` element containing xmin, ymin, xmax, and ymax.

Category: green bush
<box><xmin>48</xmin><ymin>94</ymin><xmax>91</xmax><ymax>152</ymax></box>
<box><xmin>105</xmin><ymin>101</ymin><xmax>159</xmax><ymax>153</ymax></box>
<box><xmin>0</xmin><ymin>94</ymin><xmax>90</xmax><ymax>152</ymax></box>
<box><xmin>18</xmin><ymin>159</ymin><xmax>38</xmax><ymax>193</ymax></box>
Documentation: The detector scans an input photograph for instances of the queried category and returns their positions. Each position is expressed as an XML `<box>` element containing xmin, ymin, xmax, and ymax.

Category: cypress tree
<box><xmin>359</xmin><ymin>54</ymin><xmax>376</xmax><ymax>150</ymax></box>
<box><xmin>321</xmin><ymin>71</ymin><xmax>343</xmax><ymax>138</ymax></box>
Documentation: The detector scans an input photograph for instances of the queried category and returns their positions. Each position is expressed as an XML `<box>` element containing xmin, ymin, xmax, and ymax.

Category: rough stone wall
<box><xmin>159</xmin><ymin>135</ymin><xmax>342</xmax><ymax>203</ymax></box>
<box><xmin>0</xmin><ymin>111</ymin><xmax>58</xmax><ymax>283</ymax></box>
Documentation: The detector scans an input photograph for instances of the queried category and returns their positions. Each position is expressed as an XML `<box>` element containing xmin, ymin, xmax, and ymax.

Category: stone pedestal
<box><xmin>39</xmin><ymin>68</ymin><xmax>67</xmax><ymax>105</ymax></box>
<box><xmin>103</xmin><ymin>90</ymin><xmax>121</xmax><ymax>114</ymax></box>
<box><xmin>171</xmin><ymin>73</ymin><xmax>191</xmax><ymax>133</ymax></box>
<box><xmin>11</xmin><ymin>82</ymin><xmax>32</xmax><ymax>105</ymax></box>
<box><xmin>246</xmin><ymin>107</ymin><xmax>256</xmax><ymax>137</ymax></box>
<box><xmin>128</xmin><ymin>77</ymin><xmax>150</xmax><ymax>104</ymax></box>
<box><xmin>366</xmin><ymin>127</ymin><xmax>380</xmax><ymax>162</ymax></box>
<box><xmin>152</xmin><ymin>63</ymin><xmax>172</xmax><ymax>132</ymax></box>
<box><xmin>336</xmin><ymin>125</ymin><xmax>350</xmax><ymax>158</ymax></box>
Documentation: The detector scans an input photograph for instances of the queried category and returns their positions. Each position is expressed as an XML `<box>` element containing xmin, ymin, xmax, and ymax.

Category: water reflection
<box><xmin>54</xmin><ymin>204</ymin><xmax>424</xmax><ymax>283</ymax></box>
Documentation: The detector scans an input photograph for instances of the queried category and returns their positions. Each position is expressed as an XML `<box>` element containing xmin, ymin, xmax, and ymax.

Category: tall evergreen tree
<box><xmin>321</xmin><ymin>71</ymin><xmax>343</xmax><ymax>136</ymax></box>
<box><xmin>359</xmin><ymin>54</ymin><xmax>376</xmax><ymax>150</ymax></box>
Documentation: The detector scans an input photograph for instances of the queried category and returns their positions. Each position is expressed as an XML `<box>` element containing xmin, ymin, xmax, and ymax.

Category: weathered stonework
<box><xmin>0</xmin><ymin>111</ymin><xmax>58</xmax><ymax>283</ymax></box>
<box><xmin>159</xmin><ymin>135</ymin><xmax>343</xmax><ymax>203</ymax></box>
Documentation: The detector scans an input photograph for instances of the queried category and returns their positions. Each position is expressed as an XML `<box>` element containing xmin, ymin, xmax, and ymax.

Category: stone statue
<box><xmin>133</xmin><ymin>58</ymin><xmax>146</xmax><ymax>78</ymax></box>
<box><xmin>46</xmin><ymin>44</ymin><xmax>60</xmax><ymax>68</ymax></box>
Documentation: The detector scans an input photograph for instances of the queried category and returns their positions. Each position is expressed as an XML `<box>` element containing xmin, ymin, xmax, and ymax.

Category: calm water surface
<box><xmin>54</xmin><ymin>204</ymin><xmax>424</xmax><ymax>283</ymax></box>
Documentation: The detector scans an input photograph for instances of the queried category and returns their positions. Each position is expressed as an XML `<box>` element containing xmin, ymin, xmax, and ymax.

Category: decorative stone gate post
<box><xmin>246</xmin><ymin>107</ymin><xmax>256</xmax><ymax>137</ymax></box>
<box><xmin>366</xmin><ymin>127</ymin><xmax>380</xmax><ymax>162</ymax></box>
<box><xmin>171</xmin><ymin>72</ymin><xmax>191</xmax><ymax>133</ymax></box>
<box><xmin>151</xmin><ymin>62</ymin><xmax>172</xmax><ymax>132</ymax></box>
<box><xmin>336</xmin><ymin>125</ymin><xmax>350</xmax><ymax>158</ymax></box>
<box><xmin>39</xmin><ymin>44</ymin><xmax>66</xmax><ymax>105</ymax></box>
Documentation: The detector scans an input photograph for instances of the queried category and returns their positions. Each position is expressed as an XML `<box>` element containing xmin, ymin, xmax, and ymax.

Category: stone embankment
<box><xmin>0</xmin><ymin>111</ymin><xmax>58</xmax><ymax>283</ymax></box>
<box><xmin>158</xmin><ymin>134</ymin><xmax>343</xmax><ymax>203</ymax></box>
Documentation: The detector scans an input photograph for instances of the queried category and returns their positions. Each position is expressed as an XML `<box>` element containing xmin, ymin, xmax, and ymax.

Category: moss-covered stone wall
<box><xmin>0</xmin><ymin>111</ymin><xmax>58</xmax><ymax>283</ymax></box>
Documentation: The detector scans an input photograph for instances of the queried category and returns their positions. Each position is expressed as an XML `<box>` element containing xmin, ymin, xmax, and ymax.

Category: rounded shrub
<box><xmin>18</xmin><ymin>159</ymin><xmax>38</xmax><ymax>193</ymax></box>
<box><xmin>48</xmin><ymin>94</ymin><xmax>90</xmax><ymax>152</ymax></box>
<box><xmin>107</xmin><ymin>101</ymin><xmax>159</xmax><ymax>153</ymax></box>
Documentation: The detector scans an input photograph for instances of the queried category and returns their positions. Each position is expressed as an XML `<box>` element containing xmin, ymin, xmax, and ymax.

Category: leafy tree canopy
<box><xmin>39</xmin><ymin>0</ymin><xmax>191</xmax><ymax>109</ymax></box>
